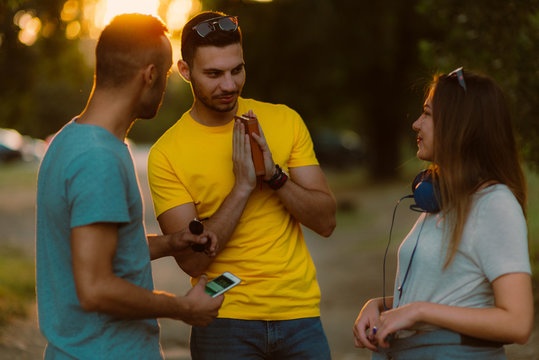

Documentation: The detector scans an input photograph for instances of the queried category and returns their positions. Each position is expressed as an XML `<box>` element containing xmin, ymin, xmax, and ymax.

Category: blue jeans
<box><xmin>190</xmin><ymin>317</ymin><xmax>331</xmax><ymax>360</ymax></box>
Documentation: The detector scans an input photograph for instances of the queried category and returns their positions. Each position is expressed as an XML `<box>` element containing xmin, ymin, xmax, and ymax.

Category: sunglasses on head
<box><xmin>448</xmin><ymin>67</ymin><xmax>467</xmax><ymax>92</ymax></box>
<box><xmin>192</xmin><ymin>16</ymin><xmax>239</xmax><ymax>38</ymax></box>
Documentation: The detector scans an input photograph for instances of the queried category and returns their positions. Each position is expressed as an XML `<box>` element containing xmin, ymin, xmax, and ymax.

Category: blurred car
<box><xmin>0</xmin><ymin>128</ymin><xmax>47</xmax><ymax>163</ymax></box>
<box><xmin>312</xmin><ymin>128</ymin><xmax>365</xmax><ymax>169</ymax></box>
<box><xmin>0</xmin><ymin>128</ymin><xmax>23</xmax><ymax>162</ymax></box>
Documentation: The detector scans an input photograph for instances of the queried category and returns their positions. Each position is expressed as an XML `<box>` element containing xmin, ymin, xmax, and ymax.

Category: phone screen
<box><xmin>205</xmin><ymin>273</ymin><xmax>239</xmax><ymax>297</ymax></box>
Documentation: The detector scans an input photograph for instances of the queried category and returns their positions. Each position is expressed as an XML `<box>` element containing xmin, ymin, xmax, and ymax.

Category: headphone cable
<box><xmin>382</xmin><ymin>195</ymin><xmax>413</xmax><ymax>311</ymax></box>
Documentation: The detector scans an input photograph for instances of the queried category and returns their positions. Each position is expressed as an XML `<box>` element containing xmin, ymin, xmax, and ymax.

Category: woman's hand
<box><xmin>372</xmin><ymin>302</ymin><xmax>422</xmax><ymax>348</ymax></box>
<box><xmin>353</xmin><ymin>298</ymin><xmax>383</xmax><ymax>351</ymax></box>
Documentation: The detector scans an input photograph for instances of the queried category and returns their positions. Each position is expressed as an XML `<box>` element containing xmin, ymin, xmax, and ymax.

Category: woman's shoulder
<box><xmin>476</xmin><ymin>183</ymin><xmax>517</xmax><ymax>205</ymax></box>
<box><xmin>473</xmin><ymin>183</ymin><xmax>524</xmax><ymax>222</ymax></box>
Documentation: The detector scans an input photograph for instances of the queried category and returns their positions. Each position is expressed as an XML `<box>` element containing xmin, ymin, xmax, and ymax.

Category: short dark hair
<box><xmin>181</xmin><ymin>11</ymin><xmax>242</xmax><ymax>66</ymax></box>
<box><xmin>95</xmin><ymin>13</ymin><xmax>169</xmax><ymax>88</ymax></box>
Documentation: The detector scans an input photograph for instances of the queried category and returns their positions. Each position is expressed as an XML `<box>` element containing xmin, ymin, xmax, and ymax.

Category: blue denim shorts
<box><xmin>190</xmin><ymin>317</ymin><xmax>331</xmax><ymax>360</ymax></box>
<box><xmin>371</xmin><ymin>329</ymin><xmax>506</xmax><ymax>360</ymax></box>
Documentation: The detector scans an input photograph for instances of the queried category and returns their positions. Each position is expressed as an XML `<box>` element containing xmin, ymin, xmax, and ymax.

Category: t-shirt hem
<box><xmin>216</xmin><ymin>310</ymin><xmax>320</xmax><ymax>321</ymax></box>
<box><xmin>71</xmin><ymin>215</ymin><xmax>130</xmax><ymax>228</ymax></box>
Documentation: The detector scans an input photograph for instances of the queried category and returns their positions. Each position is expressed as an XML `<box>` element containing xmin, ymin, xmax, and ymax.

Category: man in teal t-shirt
<box><xmin>36</xmin><ymin>14</ymin><xmax>223</xmax><ymax>360</ymax></box>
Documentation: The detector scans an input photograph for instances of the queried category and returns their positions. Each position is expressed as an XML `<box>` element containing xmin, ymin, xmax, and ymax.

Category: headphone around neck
<box><xmin>410</xmin><ymin>169</ymin><xmax>441</xmax><ymax>213</ymax></box>
<box><xmin>381</xmin><ymin>168</ymin><xmax>441</xmax><ymax>310</ymax></box>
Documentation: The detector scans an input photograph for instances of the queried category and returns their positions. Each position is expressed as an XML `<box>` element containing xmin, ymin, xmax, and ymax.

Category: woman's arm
<box><xmin>372</xmin><ymin>272</ymin><xmax>533</xmax><ymax>348</ymax></box>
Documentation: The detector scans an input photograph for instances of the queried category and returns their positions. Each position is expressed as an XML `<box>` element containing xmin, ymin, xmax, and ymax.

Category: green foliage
<box><xmin>0</xmin><ymin>0</ymin><xmax>92</xmax><ymax>139</ymax></box>
<box><xmin>0</xmin><ymin>0</ymin><xmax>537</xmax><ymax>173</ymax></box>
<box><xmin>416</xmin><ymin>0</ymin><xmax>539</xmax><ymax>171</ymax></box>
<box><xmin>527</xmin><ymin>169</ymin><xmax>539</xmax><ymax>275</ymax></box>
<box><xmin>0</xmin><ymin>245</ymin><xmax>35</xmax><ymax>326</ymax></box>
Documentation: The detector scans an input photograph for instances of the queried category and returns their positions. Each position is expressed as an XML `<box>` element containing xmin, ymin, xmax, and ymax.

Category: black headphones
<box><xmin>410</xmin><ymin>169</ymin><xmax>441</xmax><ymax>213</ymax></box>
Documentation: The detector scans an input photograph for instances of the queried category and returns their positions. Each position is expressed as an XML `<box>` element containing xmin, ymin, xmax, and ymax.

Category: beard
<box><xmin>191</xmin><ymin>79</ymin><xmax>240</xmax><ymax>114</ymax></box>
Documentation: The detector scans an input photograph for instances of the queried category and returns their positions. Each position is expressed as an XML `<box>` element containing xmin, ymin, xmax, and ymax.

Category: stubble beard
<box><xmin>191</xmin><ymin>80</ymin><xmax>239</xmax><ymax>114</ymax></box>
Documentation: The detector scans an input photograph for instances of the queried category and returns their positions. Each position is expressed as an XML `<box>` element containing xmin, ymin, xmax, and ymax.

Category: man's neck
<box><xmin>77</xmin><ymin>88</ymin><xmax>136</xmax><ymax>141</ymax></box>
<box><xmin>189</xmin><ymin>99</ymin><xmax>239</xmax><ymax>127</ymax></box>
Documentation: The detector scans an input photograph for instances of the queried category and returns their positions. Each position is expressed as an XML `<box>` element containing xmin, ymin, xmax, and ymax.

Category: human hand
<box><xmin>168</xmin><ymin>227</ymin><xmax>218</xmax><ymax>257</ymax></box>
<box><xmin>179</xmin><ymin>275</ymin><xmax>224</xmax><ymax>327</ymax></box>
<box><xmin>371</xmin><ymin>302</ymin><xmax>421</xmax><ymax>348</ymax></box>
<box><xmin>353</xmin><ymin>299</ymin><xmax>382</xmax><ymax>351</ymax></box>
<box><xmin>233</xmin><ymin>115</ymin><xmax>256</xmax><ymax>193</ymax></box>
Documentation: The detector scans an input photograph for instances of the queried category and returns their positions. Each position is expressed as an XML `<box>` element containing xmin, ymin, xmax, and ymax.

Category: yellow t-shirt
<box><xmin>148</xmin><ymin>97</ymin><xmax>321</xmax><ymax>320</ymax></box>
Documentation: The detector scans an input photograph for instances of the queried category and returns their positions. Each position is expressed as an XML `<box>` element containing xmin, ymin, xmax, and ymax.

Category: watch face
<box><xmin>189</xmin><ymin>220</ymin><xmax>204</xmax><ymax>235</ymax></box>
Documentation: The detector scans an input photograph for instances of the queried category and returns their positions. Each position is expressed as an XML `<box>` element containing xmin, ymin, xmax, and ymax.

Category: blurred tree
<box><xmin>1</xmin><ymin>0</ymin><xmax>537</xmax><ymax>176</ymax></box>
<box><xmin>417</xmin><ymin>0</ymin><xmax>539</xmax><ymax>170</ymax></box>
<box><xmin>0</xmin><ymin>0</ymin><xmax>92</xmax><ymax>140</ymax></box>
<box><xmin>202</xmin><ymin>0</ymin><xmax>538</xmax><ymax>176</ymax></box>
<box><xmin>202</xmin><ymin>0</ymin><xmax>424</xmax><ymax>178</ymax></box>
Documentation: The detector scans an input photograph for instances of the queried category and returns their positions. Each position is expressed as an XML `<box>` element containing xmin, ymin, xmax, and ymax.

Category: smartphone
<box><xmin>205</xmin><ymin>272</ymin><xmax>241</xmax><ymax>297</ymax></box>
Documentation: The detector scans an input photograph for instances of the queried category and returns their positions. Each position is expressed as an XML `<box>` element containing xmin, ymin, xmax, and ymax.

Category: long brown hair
<box><xmin>429</xmin><ymin>69</ymin><xmax>527</xmax><ymax>267</ymax></box>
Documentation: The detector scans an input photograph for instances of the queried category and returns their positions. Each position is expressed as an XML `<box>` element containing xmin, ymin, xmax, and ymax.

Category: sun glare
<box><xmin>88</xmin><ymin>0</ymin><xmax>198</xmax><ymax>38</ymax></box>
<box><xmin>102</xmin><ymin>0</ymin><xmax>160</xmax><ymax>27</ymax></box>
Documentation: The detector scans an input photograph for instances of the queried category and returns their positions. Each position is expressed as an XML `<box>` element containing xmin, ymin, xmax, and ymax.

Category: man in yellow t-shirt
<box><xmin>148</xmin><ymin>11</ymin><xmax>337</xmax><ymax>360</ymax></box>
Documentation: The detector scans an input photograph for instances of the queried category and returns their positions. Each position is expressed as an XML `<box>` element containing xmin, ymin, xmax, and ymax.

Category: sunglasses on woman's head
<box><xmin>192</xmin><ymin>16</ymin><xmax>239</xmax><ymax>38</ymax></box>
<box><xmin>448</xmin><ymin>67</ymin><xmax>467</xmax><ymax>92</ymax></box>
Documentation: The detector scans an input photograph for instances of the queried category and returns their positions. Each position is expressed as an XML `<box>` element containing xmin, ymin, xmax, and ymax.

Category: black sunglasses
<box><xmin>192</xmin><ymin>16</ymin><xmax>239</xmax><ymax>38</ymax></box>
<box><xmin>448</xmin><ymin>67</ymin><xmax>467</xmax><ymax>92</ymax></box>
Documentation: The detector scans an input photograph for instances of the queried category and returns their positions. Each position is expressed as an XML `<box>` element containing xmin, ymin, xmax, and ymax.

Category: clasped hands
<box><xmin>353</xmin><ymin>300</ymin><xmax>420</xmax><ymax>351</ymax></box>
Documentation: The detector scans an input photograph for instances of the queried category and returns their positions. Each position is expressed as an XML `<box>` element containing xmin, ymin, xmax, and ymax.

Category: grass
<box><xmin>0</xmin><ymin>245</ymin><xmax>35</xmax><ymax>326</ymax></box>
<box><xmin>0</xmin><ymin>161</ymin><xmax>39</xmax><ymax>189</ymax></box>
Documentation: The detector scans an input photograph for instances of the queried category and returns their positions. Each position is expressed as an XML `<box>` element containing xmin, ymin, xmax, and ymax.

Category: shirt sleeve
<box><xmin>287</xmin><ymin>108</ymin><xmax>319</xmax><ymax>168</ymax></box>
<box><xmin>472</xmin><ymin>187</ymin><xmax>531</xmax><ymax>282</ymax></box>
<box><xmin>67</xmin><ymin>148</ymin><xmax>131</xmax><ymax>228</ymax></box>
<box><xmin>147</xmin><ymin>145</ymin><xmax>193</xmax><ymax>218</ymax></box>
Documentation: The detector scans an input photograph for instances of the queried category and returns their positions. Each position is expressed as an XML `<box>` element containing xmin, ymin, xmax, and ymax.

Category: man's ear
<box><xmin>178</xmin><ymin>60</ymin><xmax>191</xmax><ymax>83</ymax></box>
<box><xmin>142</xmin><ymin>64</ymin><xmax>158</xmax><ymax>88</ymax></box>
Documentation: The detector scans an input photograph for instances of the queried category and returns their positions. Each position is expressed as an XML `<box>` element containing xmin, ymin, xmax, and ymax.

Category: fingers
<box><xmin>213</xmin><ymin>294</ymin><xmax>224</xmax><ymax>307</ymax></box>
<box><xmin>196</xmin><ymin>274</ymin><xmax>208</xmax><ymax>287</ymax></box>
<box><xmin>202</xmin><ymin>231</ymin><xmax>219</xmax><ymax>256</ymax></box>
<box><xmin>353</xmin><ymin>323</ymin><xmax>378</xmax><ymax>351</ymax></box>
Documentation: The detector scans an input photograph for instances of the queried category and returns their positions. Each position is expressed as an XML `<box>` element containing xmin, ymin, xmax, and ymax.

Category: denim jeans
<box><xmin>190</xmin><ymin>317</ymin><xmax>331</xmax><ymax>360</ymax></box>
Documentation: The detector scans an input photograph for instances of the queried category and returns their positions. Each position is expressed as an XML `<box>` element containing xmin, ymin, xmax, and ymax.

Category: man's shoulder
<box><xmin>151</xmin><ymin>113</ymin><xmax>190</xmax><ymax>148</ymax></box>
<box><xmin>240</xmin><ymin>98</ymin><xmax>300</xmax><ymax>119</ymax></box>
<box><xmin>240</xmin><ymin>97</ymin><xmax>293</xmax><ymax>111</ymax></box>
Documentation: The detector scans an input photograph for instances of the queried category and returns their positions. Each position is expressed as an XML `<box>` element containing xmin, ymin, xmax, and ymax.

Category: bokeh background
<box><xmin>0</xmin><ymin>0</ymin><xmax>538</xmax><ymax>359</ymax></box>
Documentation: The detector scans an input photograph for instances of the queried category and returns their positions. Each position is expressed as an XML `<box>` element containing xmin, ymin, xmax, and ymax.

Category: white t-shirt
<box><xmin>394</xmin><ymin>184</ymin><xmax>530</xmax><ymax>314</ymax></box>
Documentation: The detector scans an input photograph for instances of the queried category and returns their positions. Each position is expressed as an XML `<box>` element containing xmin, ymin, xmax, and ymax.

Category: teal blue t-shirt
<box><xmin>36</xmin><ymin>120</ymin><xmax>162</xmax><ymax>359</ymax></box>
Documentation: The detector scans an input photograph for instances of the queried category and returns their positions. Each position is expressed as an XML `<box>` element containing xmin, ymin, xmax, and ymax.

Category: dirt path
<box><xmin>1</xmin><ymin>152</ymin><xmax>537</xmax><ymax>359</ymax></box>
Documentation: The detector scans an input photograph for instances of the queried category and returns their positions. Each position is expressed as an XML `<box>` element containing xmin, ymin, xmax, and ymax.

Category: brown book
<box><xmin>235</xmin><ymin>115</ymin><xmax>265</xmax><ymax>177</ymax></box>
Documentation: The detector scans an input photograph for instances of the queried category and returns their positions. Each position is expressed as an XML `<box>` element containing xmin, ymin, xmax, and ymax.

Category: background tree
<box><xmin>203</xmin><ymin>0</ymin><xmax>539</xmax><ymax>176</ymax></box>
<box><xmin>0</xmin><ymin>0</ymin><xmax>92</xmax><ymax>140</ymax></box>
<box><xmin>1</xmin><ymin>0</ymin><xmax>537</xmax><ymax>175</ymax></box>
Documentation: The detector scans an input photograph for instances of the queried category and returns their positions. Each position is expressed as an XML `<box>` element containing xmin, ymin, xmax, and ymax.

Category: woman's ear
<box><xmin>178</xmin><ymin>60</ymin><xmax>191</xmax><ymax>82</ymax></box>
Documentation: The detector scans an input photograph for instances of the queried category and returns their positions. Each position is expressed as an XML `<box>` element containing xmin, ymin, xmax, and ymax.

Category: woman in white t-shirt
<box><xmin>353</xmin><ymin>69</ymin><xmax>533</xmax><ymax>359</ymax></box>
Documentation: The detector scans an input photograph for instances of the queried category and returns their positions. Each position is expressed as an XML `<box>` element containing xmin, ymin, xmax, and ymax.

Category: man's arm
<box><xmin>147</xmin><ymin>227</ymin><xmax>218</xmax><ymax>260</ymax></box>
<box><xmin>270</xmin><ymin>165</ymin><xmax>336</xmax><ymax>237</ymax></box>
<box><xmin>251</xmin><ymin>119</ymin><xmax>337</xmax><ymax>237</ymax></box>
<box><xmin>156</xmin><ymin>119</ymin><xmax>257</xmax><ymax>277</ymax></box>
<box><xmin>71</xmin><ymin>222</ymin><xmax>223</xmax><ymax>326</ymax></box>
